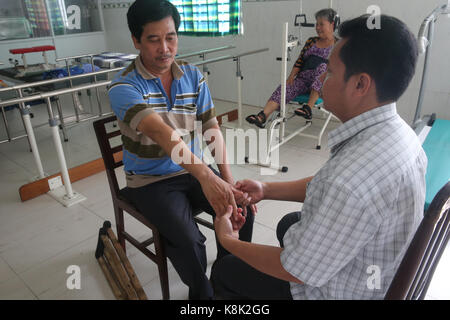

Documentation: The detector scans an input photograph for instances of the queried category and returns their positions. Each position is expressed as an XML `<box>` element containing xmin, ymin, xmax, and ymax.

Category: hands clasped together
<box><xmin>200</xmin><ymin>177</ymin><xmax>265</xmax><ymax>243</ymax></box>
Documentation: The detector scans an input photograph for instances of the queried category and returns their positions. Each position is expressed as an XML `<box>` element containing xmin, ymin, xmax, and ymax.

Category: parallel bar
<box><xmin>56</xmin><ymin>53</ymin><xmax>95</xmax><ymax>62</ymax></box>
<box><xmin>177</xmin><ymin>45</ymin><xmax>235</xmax><ymax>59</ymax></box>
<box><xmin>192</xmin><ymin>54</ymin><xmax>233</xmax><ymax>67</ymax></box>
<box><xmin>0</xmin><ymin>67</ymin><xmax>122</xmax><ymax>94</ymax></box>
<box><xmin>234</xmin><ymin>48</ymin><xmax>269</xmax><ymax>58</ymax></box>
<box><xmin>1</xmin><ymin>48</ymin><xmax>269</xmax><ymax>106</ymax></box>
<box><xmin>0</xmin><ymin>80</ymin><xmax>111</xmax><ymax>107</ymax></box>
<box><xmin>192</xmin><ymin>48</ymin><xmax>269</xmax><ymax>67</ymax></box>
<box><xmin>0</xmin><ymin>134</ymin><xmax>28</xmax><ymax>144</ymax></box>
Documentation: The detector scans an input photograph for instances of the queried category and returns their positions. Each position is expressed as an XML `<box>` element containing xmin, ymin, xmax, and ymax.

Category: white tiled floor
<box><xmin>0</xmin><ymin>94</ymin><xmax>448</xmax><ymax>300</ymax></box>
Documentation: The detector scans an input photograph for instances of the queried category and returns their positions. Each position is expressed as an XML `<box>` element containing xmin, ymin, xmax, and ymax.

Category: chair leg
<box><xmin>114</xmin><ymin>205</ymin><xmax>126</xmax><ymax>253</ymax></box>
<box><xmin>154</xmin><ymin>231</ymin><xmax>170</xmax><ymax>300</ymax></box>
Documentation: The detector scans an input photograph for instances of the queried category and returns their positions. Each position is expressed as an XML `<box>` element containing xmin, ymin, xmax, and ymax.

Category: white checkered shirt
<box><xmin>280</xmin><ymin>103</ymin><xmax>427</xmax><ymax>299</ymax></box>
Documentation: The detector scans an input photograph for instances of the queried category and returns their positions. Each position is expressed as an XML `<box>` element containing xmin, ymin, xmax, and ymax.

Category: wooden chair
<box><xmin>93</xmin><ymin>115</ymin><xmax>214</xmax><ymax>300</ymax></box>
<box><xmin>385</xmin><ymin>181</ymin><xmax>450</xmax><ymax>299</ymax></box>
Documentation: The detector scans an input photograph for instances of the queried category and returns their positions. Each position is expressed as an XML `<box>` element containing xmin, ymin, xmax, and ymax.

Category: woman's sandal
<box><xmin>294</xmin><ymin>103</ymin><xmax>313</xmax><ymax>120</ymax></box>
<box><xmin>245</xmin><ymin>111</ymin><xmax>267</xmax><ymax>128</ymax></box>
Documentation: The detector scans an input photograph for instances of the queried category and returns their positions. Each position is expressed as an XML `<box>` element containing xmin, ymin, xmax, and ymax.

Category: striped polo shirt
<box><xmin>108</xmin><ymin>56</ymin><xmax>218</xmax><ymax>187</ymax></box>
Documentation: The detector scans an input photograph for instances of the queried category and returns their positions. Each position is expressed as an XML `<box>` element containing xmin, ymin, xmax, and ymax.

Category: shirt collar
<box><xmin>135</xmin><ymin>55</ymin><xmax>184</xmax><ymax>80</ymax></box>
<box><xmin>328</xmin><ymin>103</ymin><xmax>398</xmax><ymax>152</ymax></box>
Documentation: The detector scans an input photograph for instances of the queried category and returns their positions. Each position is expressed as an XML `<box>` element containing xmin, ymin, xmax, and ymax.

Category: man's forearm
<box><xmin>220</xmin><ymin>236</ymin><xmax>303</xmax><ymax>284</ymax></box>
<box><xmin>263</xmin><ymin>176</ymin><xmax>314</xmax><ymax>203</ymax></box>
<box><xmin>138</xmin><ymin>114</ymin><xmax>212</xmax><ymax>182</ymax></box>
<box><xmin>204</xmin><ymin>124</ymin><xmax>234</xmax><ymax>183</ymax></box>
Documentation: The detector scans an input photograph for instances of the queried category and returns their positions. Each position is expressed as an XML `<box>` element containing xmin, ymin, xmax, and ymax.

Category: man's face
<box><xmin>132</xmin><ymin>16</ymin><xmax>178</xmax><ymax>74</ymax></box>
<box><xmin>320</xmin><ymin>39</ymin><xmax>350</xmax><ymax>120</ymax></box>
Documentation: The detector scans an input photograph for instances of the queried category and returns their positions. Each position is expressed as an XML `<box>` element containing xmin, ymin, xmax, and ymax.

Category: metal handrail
<box><xmin>0</xmin><ymin>47</ymin><xmax>270</xmax><ymax>205</ymax></box>
<box><xmin>177</xmin><ymin>45</ymin><xmax>235</xmax><ymax>59</ymax></box>
<box><xmin>192</xmin><ymin>55</ymin><xmax>233</xmax><ymax>66</ymax></box>
<box><xmin>0</xmin><ymin>45</ymin><xmax>238</xmax><ymax>94</ymax></box>
<box><xmin>192</xmin><ymin>48</ymin><xmax>269</xmax><ymax>66</ymax></box>
<box><xmin>0</xmin><ymin>67</ymin><xmax>123</xmax><ymax>94</ymax></box>
<box><xmin>0</xmin><ymin>80</ymin><xmax>111</xmax><ymax>107</ymax></box>
<box><xmin>0</xmin><ymin>48</ymin><xmax>269</xmax><ymax>107</ymax></box>
<box><xmin>55</xmin><ymin>53</ymin><xmax>96</xmax><ymax>62</ymax></box>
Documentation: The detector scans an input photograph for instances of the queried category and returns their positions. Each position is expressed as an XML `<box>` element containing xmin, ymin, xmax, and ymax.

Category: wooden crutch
<box><xmin>103</xmin><ymin>221</ymin><xmax>148</xmax><ymax>300</ymax></box>
<box><xmin>95</xmin><ymin>228</ymin><xmax>127</xmax><ymax>299</ymax></box>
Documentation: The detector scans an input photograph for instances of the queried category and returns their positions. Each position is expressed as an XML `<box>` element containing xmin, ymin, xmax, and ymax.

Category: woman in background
<box><xmin>246</xmin><ymin>8</ymin><xmax>339</xmax><ymax>128</ymax></box>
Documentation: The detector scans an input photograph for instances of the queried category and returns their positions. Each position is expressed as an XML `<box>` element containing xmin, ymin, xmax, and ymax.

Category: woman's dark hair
<box><xmin>315</xmin><ymin>8</ymin><xmax>340</xmax><ymax>30</ymax></box>
<box><xmin>338</xmin><ymin>14</ymin><xmax>418</xmax><ymax>103</ymax></box>
<box><xmin>127</xmin><ymin>0</ymin><xmax>181</xmax><ymax>42</ymax></box>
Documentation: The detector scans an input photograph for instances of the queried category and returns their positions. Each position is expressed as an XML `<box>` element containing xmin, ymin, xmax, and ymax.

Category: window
<box><xmin>0</xmin><ymin>0</ymin><xmax>102</xmax><ymax>41</ymax></box>
<box><xmin>171</xmin><ymin>0</ymin><xmax>241</xmax><ymax>36</ymax></box>
<box><xmin>47</xmin><ymin>0</ymin><xmax>103</xmax><ymax>36</ymax></box>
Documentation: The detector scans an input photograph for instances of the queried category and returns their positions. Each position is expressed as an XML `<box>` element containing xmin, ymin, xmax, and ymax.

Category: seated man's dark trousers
<box><xmin>121</xmin><ymin>168</ymin><xmax>254</xmax><ymax>300</ymax></box>
<box><xmin>210</xmin><ymin>211</ymin><xmax>301</xmax><ymax>299</ymax></box>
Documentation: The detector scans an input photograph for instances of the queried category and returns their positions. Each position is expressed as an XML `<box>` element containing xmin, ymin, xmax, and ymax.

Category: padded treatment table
<box><xmin>420</xmin><ymin>118</ymin><xmax>450</xmax><ymax>210</ymax></box>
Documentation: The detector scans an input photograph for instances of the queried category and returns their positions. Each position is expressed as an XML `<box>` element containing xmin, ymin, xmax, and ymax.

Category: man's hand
<box><xmin>234</xmin><ymin>179</ymin><xmax>265</xmax><ymax>204</ymax></box>
<box><xmin>198</xmin><ymin>171</ymin><xmax>240</xmax><ymax>218</ymax></box>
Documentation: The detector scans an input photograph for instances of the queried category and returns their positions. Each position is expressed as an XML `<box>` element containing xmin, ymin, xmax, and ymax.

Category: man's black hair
<box><xmin>338</xmin><ymin>14</ymin><xmax>418</xmax><ymax>102</ymax></box>
<box><xmin>127</xmin><ymin>0</ymin><xmax>181</xmax><ymax>42</ymax></box>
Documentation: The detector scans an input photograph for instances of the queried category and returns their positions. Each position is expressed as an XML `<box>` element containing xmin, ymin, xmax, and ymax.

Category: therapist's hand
<box><xmin>235</xmin><ymin>179</ymin><xmax>265</xmax><ymax>205</ymax></box>
<box><xmin>215</xmin><ymin>205</ymin><xmax>244</xmax><ymax>244</ymax></box>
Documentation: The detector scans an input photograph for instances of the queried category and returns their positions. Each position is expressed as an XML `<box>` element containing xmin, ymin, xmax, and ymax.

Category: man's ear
<box><xmin>131</xmin><ymin>35</ymin><xmax>141</xmax><ymax>50</ymax></box>
<box><xmin>354</xmin><ymin>73</ymin><xmax>372</xmax><ymax>97</ymax></box>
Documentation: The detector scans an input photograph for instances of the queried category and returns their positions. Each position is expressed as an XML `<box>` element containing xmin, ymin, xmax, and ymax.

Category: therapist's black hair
<box><xmin>127</xmin><ymin>0</ymin><xmax>180</xmax><ymax>42</ymax></box>
<box><xmin>338</xmin><ymin>14</ymin><xmax>418</xmax><ymax>103</ymax></box>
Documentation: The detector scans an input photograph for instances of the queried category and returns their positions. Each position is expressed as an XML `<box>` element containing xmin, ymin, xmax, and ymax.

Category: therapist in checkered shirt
<box><xmin>211</xmin><ymin>14</ymin><xmax>427</xmax><ymax>300</ymax></box>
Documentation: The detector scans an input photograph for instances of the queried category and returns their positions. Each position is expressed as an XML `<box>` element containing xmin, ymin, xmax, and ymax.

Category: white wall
<box><xmin>101</xmin><ymin>0</ymin><xmax>450</xmax><ymax>123</ymax></box>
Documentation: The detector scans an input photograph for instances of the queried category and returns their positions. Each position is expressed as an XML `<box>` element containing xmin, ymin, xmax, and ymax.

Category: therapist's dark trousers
<box><xmin>210</xmin><ymin>211</ymin><xmax>301</xmax><ymax>299</ymax></box>
<box><xmin>120</xmin><ymin>169</ymin><xmax>254</xmax><ymax>300</ymax></box>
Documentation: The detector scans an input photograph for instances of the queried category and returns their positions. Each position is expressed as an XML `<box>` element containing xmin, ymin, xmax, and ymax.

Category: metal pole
<box><xmin>201</xmin><ymin>54</ymin><xmax>209</xmax><ymax>84</ymax></box>
<box><xmin>21</xmin><ymin>105</ymin><xmax>45</xmax><ymax>179</ymax></box>
<box><xmin>90</xmin><ymin>55</ymin><xmax>103</xmax><ymax>116</ymax></box>
<box><xmin>45</xmin><ymin>97</ymin><xmax>74</xmax><ymax>198</ymax></box>
<box><xmin>17</xmin><ymin>89</ymin><xmax>33</xmax><ymax>150</ymax></box>
<box><xmin>236</xmin><ymin>57</ymin><xmax>243</xmax><ymax>128</ymax></box>
<box><xmin>1</xmin><ymin>106</ymin><xmax>12</xmax><ymax>141</ymax></box>
<box><xmin>280</xmin><ymin>22</ymin><xmax>289</xmax><ymax>142</ymax></box>
<box><xmin>55</xmin><ymin>97</ymin><xmax>68</xmax><ymax>142</ymax></box>
<box><xmin>176</xmin><ymin>45</ymin><xmax>235</xmax><ymax>59</ymax></box>
<box><xmin>414</xmin><ymin>18</ymin><xmax>435</xmax><ymax>126</ymax></box>
<box><xmin>65</xmin><ymin>59</ymin><xmax>81</xmax><ymax>122</ymax></box>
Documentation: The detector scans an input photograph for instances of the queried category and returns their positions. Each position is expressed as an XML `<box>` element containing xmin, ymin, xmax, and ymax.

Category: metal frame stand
<box><xmin>45</xmin><ymin>97</ymin><xmax>86</xmax><ymax>207</ymax></box>
<box><xmin>246</xmin><ymin>22</ymin><xmax>338</xmax><ymax>172</ymax></box>
<box><xmin>413</xmin><ymin>2</ymin><xmax>450</xmax><ymax>128</ymax></box>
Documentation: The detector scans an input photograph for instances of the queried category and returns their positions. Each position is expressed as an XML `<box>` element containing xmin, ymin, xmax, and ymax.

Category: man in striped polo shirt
<box><xmin>108</xmin><ymin>0</ymin><xmax>254</xmax><ymax>300</ymax></box>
